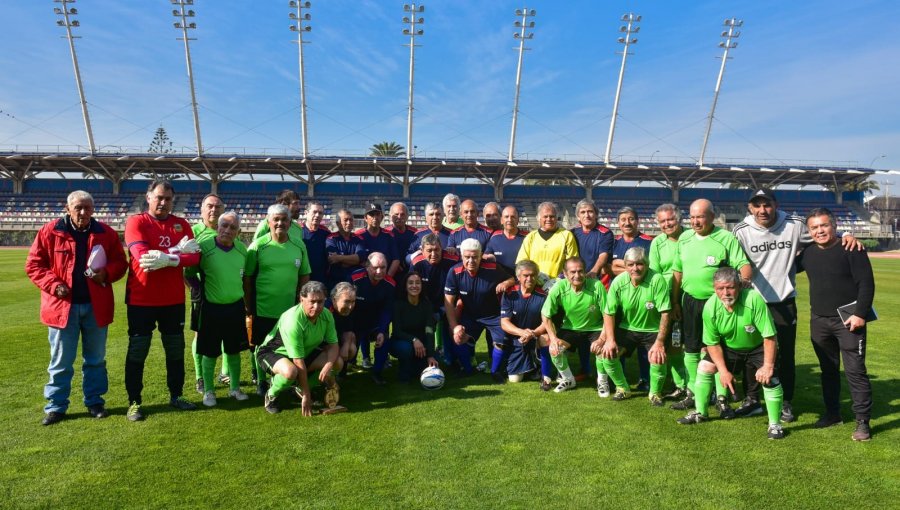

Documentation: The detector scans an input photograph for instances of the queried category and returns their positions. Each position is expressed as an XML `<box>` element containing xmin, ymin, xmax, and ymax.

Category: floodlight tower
<box><xmin>508</xmin><ymin>8</ymin><xmax>535</xmax><ymax>163</ymax></box>
<box><xmin>699</xmin><ymin>18</ymin><xmax>742</xmax><ymax>167</ymax></box>
<box><xmin>289</xmin><ymin>1</ymin><xmax>312</xmax><ymax>159</ymax></box>
<box><xmin>604</xmin><ymin>13</ymin><xmax>640</xmax><ymax>165</ymax></box>
<box><xmin>172</xmin><ymin>0</ymin><xmax>203</xmax><ymax>156</ymax></box>
<box><xmin>54</xmin><ymin>0</ymin><xmax>96</xmax><ymax>154</ymax></box>
<box><xmin>403</xmin><ymin>4</ymin><xmax>424</xmax><ymax>160</ymax></box>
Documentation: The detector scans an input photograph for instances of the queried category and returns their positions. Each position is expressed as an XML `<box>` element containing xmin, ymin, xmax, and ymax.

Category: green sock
<box><xmin>594</xmin><ymin>356</ymin><xmax>607</xmax><ymax>377</ymax></box>
<box><xmin>251</xmin><ymin>349</ymin><xmax>266</xmax><ymax>383</ymax></box>
<box><xmin>600</xmin><ymin>357</ymin><xmax>629</xmax><ymax>391</ymax></box>
<box><xmin>714</xmin><ymin>373</ymin><xmax>727</xmax><ymax>399</ymax></box>
<box><xmin>683</xmin><ymin>352</ymin><xmax>701</xmax><ymax>394</ymax></box>
<box><xmin>269</xmin><ymin>374</ymin><xmax>292</xmax><ymax>397</ymax></box>
<box><xmin>649</xmin><ymin>363</ymin><xmax>667</xmax><ymax>397</ymax></box>
<box><xmin>551</xmin><ymin>350</ymin><xmax>574</xmax><ymax>381</ymax></box>
<box><xmin>693</xmin><ymin>371</ymin><xmax>714</xmax><ymax>417</ymax></box>
<box><xmin>668</xmin><ymin>351</ymin><xmax>686</xmax><ymax>389</ymax></box>
<box><xmin>220</xmin><ymin>341</ymin><xmax>229</xmax><ymax>379</ymax></box>
<box><xmin>762</xmin><ymin>384</ymin><xmax>784</xmax><ymax>425</ymax></box>
<box><xmin>224</xmin><ymin>353</ymin><xmax>241</xmax><ymax>391</ymax></box>
<box><xmin>192</xmin><ymin>337</ymin><xmax>202</xmax><ymax>380</ymax></box>
<box><xmin>201</xmin><ymin>355</ymin><xmax>217</xmax><ymax>393</ymax></box>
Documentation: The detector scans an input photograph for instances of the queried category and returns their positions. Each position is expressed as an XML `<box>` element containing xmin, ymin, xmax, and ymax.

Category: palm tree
<box><xmin>826</xmin><ymin>179</ymin><xmax>880</xmax><ymax>194</ymax></box>
<box><xmin>370</xmin><ymin>141</ymin><xmax>405</xmax><ymax>157</ymax></box>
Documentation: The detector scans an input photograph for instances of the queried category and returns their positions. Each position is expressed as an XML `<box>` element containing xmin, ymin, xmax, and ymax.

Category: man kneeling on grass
<box><xmin>676</xmin><ymin>267</ymin><xmax>785</xmax><ymax>439</ymax></box>
<box><xmin>256</xmin><ymin>281</ymin><xmax>344</xmax><ymax>415</ymax></box>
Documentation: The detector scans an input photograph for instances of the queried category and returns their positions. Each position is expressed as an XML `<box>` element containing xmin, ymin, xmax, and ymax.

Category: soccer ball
<box><xmin>420</xmin><ymin>366</ymin><xmax>445</xmax><ymax>390</ymax></box>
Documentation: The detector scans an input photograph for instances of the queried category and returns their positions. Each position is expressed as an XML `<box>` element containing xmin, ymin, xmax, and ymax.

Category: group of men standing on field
<box><xmin>26</xmin><ymin>182</ymin><xmax>876</xmax><ymax>441</ymax></box>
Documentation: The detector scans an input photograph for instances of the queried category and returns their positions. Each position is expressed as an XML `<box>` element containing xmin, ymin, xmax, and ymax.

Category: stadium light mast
<box><xmin>508</xmin><ymin>8</ymin><xmax>535</xmax><ymax>163</ymax></box>
<box><xmin>403</xmin><ymin>4</ymin><xmax>424</xmax><ymax>160</ymax></box>
<box><xmin>699</xmin><ymin>18</ymin><xmax>742</xmax><ymax>167</ymax></box>
<box><xmin>172</xmin><ymin>0</ymin><xmax>203</xmax><ymax>156</ymax></box>
<box><xmin>54</xmin><ymin>0</ymin><xmax>96</xmax><ymax>154</ymax></box>
<box><xmin>604</xmin><ymin>13</ymin><xmax>640</xmax><ymax>165</ymax></box>
<box><xmin>289</xmin><ymin>1</ymin><xmax>312</xmax><ymax>159</ymax></box>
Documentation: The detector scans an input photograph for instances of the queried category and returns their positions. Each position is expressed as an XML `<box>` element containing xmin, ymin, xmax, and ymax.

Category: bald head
<box><xmin>689</xmin><ymin>199</ymin><xmax>715</xmax><ymax>235</ymax></box>
<box><xmin>460</xmin><ymin>199</ymin><xmax>479</xmax><ymax>228</ymax></box>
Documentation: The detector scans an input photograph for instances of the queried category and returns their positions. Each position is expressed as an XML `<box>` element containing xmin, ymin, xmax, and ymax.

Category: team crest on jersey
<box><xmin>173</xmin><ymin>224</ymin><xmax>183</xmax><ymax>233</ymax></box>
<box><xmin>295</xmin><ymin>259</ymin><xmax>302</xmax><ymax>268</ymax></box>
<box><xmin>706</xmin><ymin>256</ymin><xmax>717</xmax><ymax>266</ymax></box>
<box><xmin>645</xmin><ymin>301</ymin><xmax>655</xmax><ymax>310</ymax></box>
<box><xmin>240</xmin><ymin>269</ymin><xmax>245</xmax><ymax>277</ymax></box>
<box><xmin>589</xmin><ymin>304</ymin><xmax>596</xmax><ymax>313</ymax></box>
<box><xmin>744</xmin><ymin>325</ymin><xmax>756</xmax><ymax>334</ymax></box>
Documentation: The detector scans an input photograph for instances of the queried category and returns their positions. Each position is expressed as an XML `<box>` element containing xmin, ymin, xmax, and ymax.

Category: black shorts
<box><xmin>615</xmin><ymin>329</ymin><xmax>657</xmax><ymax>357</ymax></box>
<box><xmin>681</xmin><ymin>293</ymin><xmax>708</xmax><ymax>353</ymax></box>
<box><xmin>702</xmin><ymin>344</ymin><xmax>776</xmax><ymax>384</ymax></box>
<box><xmin>256</xmin><ymin>331</ymin><xmax>326</xmax><ymax>375</ymax></box>
<box><xmin>251</xmin><ymin>315</ymin><xmax>279</xmax><ymax>347</ymax></box>
<box><xmin>557</xmin><ymin>329</ymin><xmax>601</xmax><ymax>352</ymax></box>
<box><xmin>127</xmin><ymin>303</ymin><xmax>186</xmax><ymax>337</ymax></box>
<box><xmin>197</xmin><ymin>299</ymin><xmax>249</xmax><ymax>357</ymax></box>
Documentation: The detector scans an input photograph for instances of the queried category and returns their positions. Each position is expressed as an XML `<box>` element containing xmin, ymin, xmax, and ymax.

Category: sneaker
<box><xmin>491</xmin><ymin>372</ymin><xmax>507</xmax><ymax>384</ymax></box>
<box><xmin>217</xmin><ymin>373</ymin><xmax>231</xmax><ymax>385</ymax></box>
<box><xmin>475</xmin><ymin>361</ymin><xmax>489</xmax><ymax>373</ymax></box>
<box><xmin>574</xmin><ymin>373</ymin><xmax>588</xmax><ymax>382</ymax></box>
<box><xmin>781</xmin><ymin>401</ymin><xmax>796</xmax><ymax>423</ymax></box>
<box><xmin>228</xmin><ymin>389</ymin><xmax>249</xmax><ymax>401</ymax></box>
<box><xmin>385</xmin><ymin>359</ymin><xmax>393</xmax><ymax>369</ymax></box>
<box><xmin>41</xmin><ymin>411</ymin><xmax>66</xmax><ymax>426</ymax></box>
<box><xmin>677</xmin><ymin>411</ymin><xmax>706</xmax><ymax>425</ymax></box>
<box><xmin>553</xmin><ymin>378</ymin><xmax>576</xmax><ymax>393</ymax></box>
<box><xmin>540</xmin><ymin>377</ymin><xmax>552</xmax><ymax>392</ymax></box>
<box><xmin>852</xmin><ymin>420</ymin><xmax>871</xmax><ymax>441</ymax></box>
<box><xmin>361</xmin><ymin>358</ymin><xmax>373</xmax><ymax>369</ymax></box>
<box><xmin>170</xmin><ymin>396</ymin><xmax>198</xmax><ymax>411</ymax></box>
<box><xmin>670</xmin><ymin>396</ymin><xmax>695</xmax><ymax>411</ymax></box>
<box><xmin>767</xmin><ymin>423</ymin><xmax>785</xmax><ymax>440</ymax></box>
<box><xmin>371</xmin><ymin>373</ymin><xmax>387</xmax><ymax>385</ymax></box>
<box><xmin>597</xmin><ymin>374</ymin><xmax>610</xmax><ymax>398</ymax></box>
<box><xmin>202</xmin><ymin>391</ymin><xmax>217</xmax><ymax>407</ymax></box>
<box><xmin>256</xmin><ymin>380</ymin><xmax>269</xmax><ymax>397</ymax></box>
<box><xmin>195</xmin><ymin>377</ymin><xmax>205</xmax><ymax>394</ymax></box>
<box><xmin>612</xmin><ymin>388</ymin><xmax>631</xmax><ymax>401</ymax></box>
<box><xmin>814</xmin><ymin>414</ymin><xmax>843</xmax><ymax>429</ymax></box>
<box><xmin>87</xmin><ymin>404</ymin><xmax>109</xmax><ymax>419</ymax></box>
<box><xmin>635</xmin><ymin>379</ymin><xmax>650</xmax><ymax>392</ymax></box>
<box><xmin>665</xmin><ymin>387</ymin><xmax>687</xmax><ymax>401</ymax></box>
<box><xmin>126</xmin><ymin>402</ymin><xmax>144</xmax><ymax>422</ymax></box>
<box><xmin>263</xmin><ymin>391</ymin><xmax>280</xmax><ymax>414</ymax></box>
<box><xmin>716</xmin><ymin>396</ymin><xmax>735</xmax><ymax>420</ymax></box>
<box><xmin>734</xmin><ymin>398</ymin><xmax>764</xmax><ymax>418</ymax></box>
<box><xmin>649</xmin><ymin>394</ymin><xmax>664</xmax><ymax>407</ymax></box>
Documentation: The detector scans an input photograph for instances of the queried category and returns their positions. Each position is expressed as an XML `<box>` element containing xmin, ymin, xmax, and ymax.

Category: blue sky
<box><xmin>2</xmin><ymin>1</ymin><xmax>898</xmax><ymax>181</ymax></box>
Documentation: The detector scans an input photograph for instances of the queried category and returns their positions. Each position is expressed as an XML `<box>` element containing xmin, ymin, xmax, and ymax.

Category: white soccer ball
<box><xmin>420</xmin><ymin>366</ymin><xmax>445</xmax><ymax>390</ymax></box>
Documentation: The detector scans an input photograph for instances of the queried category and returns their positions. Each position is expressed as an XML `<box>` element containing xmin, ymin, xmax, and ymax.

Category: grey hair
<box><xmin>536</xmin><ymin>201</ymin><xmax>558</xmax><ymax>217</ymax></box>
<box><xmin>330</xmin><ymin>281</ymin><xmax>357</xmax><ymax>301</ymax></box>
<box><xmin>713</xmin><ymin>266</ymin><xmax>741</xmax><ymax>287</ymax></box>
<box><xmin>515</xmin><ymin>259</ymin><xmax>539</xmax><ymax>278</ymax></box>
<box><xmin>424</xmin><ymin>201</ymin><xmax>442</xmax><ymax>215</ymax></box>
<box><xmin>217</xmin><ymin>210</ymin><xmax>241</xmax><ymax>227</ymax></box>
<box><xmin>623</xmin><ymin>246</ymin><xmax>647</xmax><ymax>264</ymax></box>
<box><xmin>442</xmin><ymin>193</ymin><xmax>460</xmax><ymax>207</ymax></box>
<box><xmin>67</xmin><ymin>190</ymin><xmax>94</xmax><ymax>207</ymax></box>
<box><xmin>655</xmin><ymin>203</ymin><xmax>682</xmax><ymax>222</ymax></box>
<box><xmin>575</xmin><ymin>198</ymin><xmax>597</xmax><ymax>214</ymax></box>
<box><xmin>366</xmin><ymin>251</ymin><xmax>387</xmax><ymax>266</ymax></box>
<box><xmin>299</xmin><ymin>280</ymin><xmax>327</xmax><ymax>299</ymax></box>
<box><xmin>391</xmin><ymin>202</ymin><xmax>409</xmax><ymax>214</ymax></box>
<box><xmin>459</xmin><ymin>238</ymin><xmax>482</xmax><ymax>254</ymax></box>
<box><xmin>267</xmin><ymin>203</ymin><xmax>290</xmax><ymax>218</ymax></box>
<box><xmin>483</xmin><ymin>201</ymin><xmax>500</xmax><ymax>212</ymax></box>
<box><xmin>420</xmin><ymin>233</ymin><xmax>442</xmax><ymax>250</ymax></box>
<box><xmin>617</xmin><ymin>206</ymin><xmax>638</xmax><ymax>220</ymax></box>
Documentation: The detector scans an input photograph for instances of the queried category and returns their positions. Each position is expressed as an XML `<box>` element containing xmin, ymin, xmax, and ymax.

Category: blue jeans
<box><xmin>44</xmin><ymin>303</ymin><xmax>108</xmax><ymax>413</ymax></box>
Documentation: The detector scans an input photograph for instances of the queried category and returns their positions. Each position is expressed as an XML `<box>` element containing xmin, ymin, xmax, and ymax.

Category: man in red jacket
<box><xmin>123</xmin><ymin>179</ymin><xmax>201</xmax><ymax>421</ymax></box>
<box><xmin>26</xmin><ymin>190</ymin><xmax>127</xmax><ymax>426</ymax></box>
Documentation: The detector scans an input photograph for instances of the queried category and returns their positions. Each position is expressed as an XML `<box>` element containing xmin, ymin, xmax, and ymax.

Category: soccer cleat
<box><xmin>781</xmin><ymin>401</ymin><xmax>796</xmax><ymax>423</ymax></box>
<box><xmin>612</xmin><ymin>388</ymin><xmax>631</xmax><ymax>401</ymax></box>
<box><xmin>195</xmin><ymin>377</ymin><xmax>205</xmax><ymax>394</ymax></box>
<box><xmin>540</xmin><ymin>377</ymin><xmax>553</xmax><ymax>392</ymax></box>
<box><xmin>852</xmin><ymin>420</ymin><xmax>871</xmax><ymax>441</ymax></box>
<box><xmin>814</xmin><ymin>414</ymin><xmax>843</xmax><ymax>429</ymax></box>
<box><xmin>87</xmin><ymin>404</ymin><xmax>109</xmax><ymax>419</ymax></box>
<box><xmin>385</xmin><ymin>359</ymin><xmax>393</xmax><ymax>369</ymax></box>
<box><xmin>677</xmin><ymin>411</ymin><xmax>707</xmax><ymax>425</ymax></box>
<box><xmin>41</xmin><ymin>411</ymin><xmax>66</xmax><ymax>426</ymax></box>
<box><xmin>217</xmin><ymin>373</ymin><xmax>231</xmax><ymax>385</ymax></box>
<box><xmin>361</xmin><ymin>358</ymin><xmax>373</xmax><ymax>369</ymax></box>
<box><xmin>263</xmin><ymin>391</ymin><xmax>280</xmax><ymax>414</ymax></box>
<box><xmin>170</xmin><ymin>396</ymin><xmax>198</xmax><ymax>411</ymax></box>
<box><xmin>256</xmin><ymin>380</ymin><xmax>269</xmax><ymax>397</ymax></box>
<box><xmin>491</xmin><ymin>372</ymin><xmax>507</xmax><ymax>384</ymax></box>
<box><xmin>649</xmin><ymin>394</ymin><xmax>664</xmax><ymax>407</ymax></box>
<box><xmin>597</xmin><ymin>374</ymin><xmax>611</xmax><ymax>398</ymax></box>
<box><xmin>767</xmin><ymin>423</ymin><xmax>785</xmax><ymax>440</ymax></box>
<box><xmin>228</xmin><ymin>389</ymin><xmax>249</xmax><ymax>401</ymax></box>
<box><xmin>734</xmin><ymin>397</ymin><xmax>764</xmax><ymax>418</ymax></box>
<box><xmin>202</xmin><ymin>391</ymin><xmax>217</xmax><ymax>407</ymax></box>
<box><xmin>475</xmin><ymin>361</ymin><xmax>489</xmax><ymax>373</ymax></box>
<box><xmin>635</xmin><ymin>379</ymin><xmax>650</xmax><ymax>392</ymax></box>
<box><xmin>670</xmin><ymin>395</ymin><xmax>695</xmax><ymax>411</ymax></box>
<box><xmin>574</xmin><ymin>373</ymin><xmax>588</xmax><ymax>383</ymax></box>
<box><xmin>126</xmin><ymin>402</ymin><xmax>144</xmax><ymax>422</ymax></box>
<box><xmin>553</xmin><ymin>378</ymin><xmax>575</xmax><ymax>393</ymax></box>
<box><xmin>665</xmin><ymin>387</ymin><xmax>687</xmax><ymax>401</ymax></box>
<box><xmin>716</xmin><ymin>396</ymin><xmax>736</xmax><ymax>420</ymax></box>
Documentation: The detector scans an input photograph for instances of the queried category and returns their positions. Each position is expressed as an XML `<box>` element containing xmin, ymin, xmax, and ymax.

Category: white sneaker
<box><xmin>554</xmin><ymin>378</ymin><xmax>576</xmax><ymax>393</ymax></box>
<box><xmin>361</xmin><ymin>359</ymin><xmax>373</xmax><ymax>369</ymax></box>
<box><xmin>597</xmin><ymin>374</ymin><xmax>610</xmax><ymax>398</ymax></box>
<box><xmin>228</xmin><ymin>389</ymin><xmax>249</xmax><ymax>401</ymax></box>
<box><xmin>202</xmin><ymin>391</ymin><xmax>217</xmax><ymax>407</ymax></box>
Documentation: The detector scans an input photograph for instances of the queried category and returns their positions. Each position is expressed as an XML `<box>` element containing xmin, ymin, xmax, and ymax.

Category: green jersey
<box><xmin>254</xmin><ymin>219</ymin><xmax>304</xmax><ymax>243</ymax></box>
<box><xmin>196</xmin><ymin>236</ymin><xmax>247</xmax><ymax>304</ymax></box>
<box><xmin>702</xmin><ymin>288</ymin><xmax>775</xmax><ymax>351</ymax></box>
<box><xmin>541</xmin><ymin>277</ymin><xmax>606</xmax><ymax>331</ymax></box>
<box><xmin>245</xmin><ymin>233</ymin><xmax>311</xmax><ymax>318</ymax></box>
<box><xmin>672</xmin><ymin>226</ymin><xmax>749</xmax><ymax>300</ymax></box>
<box><xmin>648</xmin><ymin>231</ymin><xmax>680</xmax><ymax>289</ymax></box>
<box><xmin>261</xmin><ymin>304</ymin><xmax>338</xmax><ymax>359</ymax></box>
<box><xmin>184</xmin><ymin>222</ymin><xmax>218</xmax><ymax>280</ymax></box>
<box><xmin>604</xmin><ymin>269</ymin><xmax>671</xmax><ymax>333</ymax></box>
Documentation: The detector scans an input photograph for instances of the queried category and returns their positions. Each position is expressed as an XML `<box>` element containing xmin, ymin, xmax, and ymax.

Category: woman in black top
<box><xmin>387</xmin><ymin>273</ymin><xmax>439</xmax><ymax>383</ymax></box>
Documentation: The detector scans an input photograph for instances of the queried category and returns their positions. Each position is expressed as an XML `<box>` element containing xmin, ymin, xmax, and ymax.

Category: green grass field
<box><xmin>1</xmin><ymin>248</ymin><xmax>898</xmax><ymax>509</ymax></box>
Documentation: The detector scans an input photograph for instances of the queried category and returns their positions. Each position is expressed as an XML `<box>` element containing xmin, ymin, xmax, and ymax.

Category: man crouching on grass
<box><xmin>255</xmin><ymin>281</ymin><xmax>344</xmax><ymax>415</ymax></box>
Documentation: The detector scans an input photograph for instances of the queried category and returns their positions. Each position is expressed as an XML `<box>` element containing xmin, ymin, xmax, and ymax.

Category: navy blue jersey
<box><xmin>612</xmin><ymin>233</ymin><xmax>654</xmax><ymax>261</ymax></box>
<box><xmin>408</xmin><ymin>226</ymin><xmax>453</xmax><ymax>254</ymax></box>
<box><xmin>447</xmin><ymin>224</ymin><xmax>493</xmax><ymax>251</ymax></box>
<box><xmin>384</xmin><ymin>225</ymin><xmax>419</xmax><ymax>261</ymax></box>
<box><xmin>350</xmin><ymin>269</ymin><xmax>396</xmax><ymax>335</ymax></box>
<box><xmin>325</xmin><ymin>231</ymin><xmax>365</xmax><ymax>287</ymax></box>
<box><xmin>500</xmin><ymin>285</ymin><xmax>548</xmax><ymax>331</ymax></box>
<box><xmin>484</xmin><ymin>230</ymin><xmax>527</xmax><ymax>274</ymax></box>
<box><xmin>356</xmin><ymin>227</ymin><xmax>400</xmax><ymax>266</ymax></box>
<box><xmin>301</xmin><ymin>223</ymin><xmax>330</xmax><ymax>284</ymax></box>
<box><xmin>571</xmin><ymin>224</ymin><xmax>614</xmax><ymax>272</ymax></box>
<box><xmin>444</xmin><ymin>261</ymin><xmax>508</xmax><ymax>319</ymax></box>
<box><xmin>410</xmin><ymin>250</ymin><xmax>460</xmax><ymax>308</ymax></box>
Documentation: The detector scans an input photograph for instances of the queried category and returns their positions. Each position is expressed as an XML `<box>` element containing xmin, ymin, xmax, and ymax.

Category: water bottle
<box><xmin>671</xmin><ymin>324</ymin><xmax>682</xmax><ymax>348</ymax></box>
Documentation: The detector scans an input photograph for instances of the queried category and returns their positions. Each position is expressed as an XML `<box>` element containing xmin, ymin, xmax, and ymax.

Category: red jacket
<box><xmin>25</xmin><ymin>217</ymin><xmax>128</xmax><ymax>328</ymax></box>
